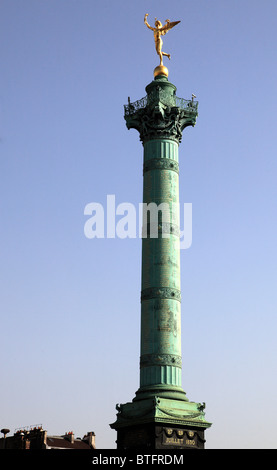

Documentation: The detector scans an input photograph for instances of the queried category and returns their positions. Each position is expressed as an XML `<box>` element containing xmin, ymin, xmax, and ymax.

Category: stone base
<box><xmin>116</xmin><ymin>423</ymin><xmax>206</xmax><ymax>450</ymax></box>
<box><xmin>110</xmin><ymin>389</ymin><xmax>211</xmax><ymax>450</ymax></box>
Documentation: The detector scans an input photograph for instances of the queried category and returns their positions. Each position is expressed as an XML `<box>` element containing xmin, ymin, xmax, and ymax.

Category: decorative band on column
<box><xmin>143</xmin><ymin>158</ymin><xmax>179</xmax><ymax>175</ymax></box>
<box><xmin>141</xmin><ymin>287</ymin><xmax>181</xmax><ymax>302</ymax></box>
<box><xmin>140</xmin><ymin>353</ymin><xmax>182</xmax><ymax>369</ymax></box>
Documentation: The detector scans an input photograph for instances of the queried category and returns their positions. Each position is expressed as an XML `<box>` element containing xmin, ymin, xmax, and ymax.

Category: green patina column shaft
<box><xmin>110</xmin><ymin>72</ymin><xmax>211</xmax><ymax>449</ymax></box>
<box><xmin>140</xmin><ymin>136</ymin><xmax>182</xmax><ymax>391</ymax></box>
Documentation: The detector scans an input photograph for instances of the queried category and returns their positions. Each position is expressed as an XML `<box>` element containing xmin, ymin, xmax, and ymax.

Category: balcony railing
<box><xmin>124</xmin><ymin>95</ymin><xmax>198</xmax><ymax>117</ymax></box>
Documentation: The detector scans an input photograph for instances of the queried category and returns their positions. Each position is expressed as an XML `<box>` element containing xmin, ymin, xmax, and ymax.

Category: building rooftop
<box><xmin>0</xmin><ymin>426</ymin><xmax>96</xmax><ymax>450</ymax></box>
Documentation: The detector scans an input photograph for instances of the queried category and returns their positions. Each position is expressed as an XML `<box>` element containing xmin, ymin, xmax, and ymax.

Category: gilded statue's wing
<box><xmin>160</xmin><ymin>20</ymin><xmax>181</xmax><ymax>35</ymax></box>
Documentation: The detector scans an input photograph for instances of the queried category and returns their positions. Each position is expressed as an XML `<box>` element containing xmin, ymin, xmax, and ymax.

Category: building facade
<box><xmin>0</xmin><ymin>426</ymin><xmax>96</xmax><ymax>449</ymax></box>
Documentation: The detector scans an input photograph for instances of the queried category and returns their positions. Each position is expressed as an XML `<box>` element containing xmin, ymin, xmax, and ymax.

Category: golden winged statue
<box><xmin>144</xmin><ymin>13</ymin><xmax>181</xmax><ymax>66</ymax></box>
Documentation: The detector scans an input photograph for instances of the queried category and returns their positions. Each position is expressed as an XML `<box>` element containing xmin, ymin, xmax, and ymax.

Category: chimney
<box><xmin>83</xmin><ymin>432</ymin><xmax>96</xmax><ymax>449</ymax></box>
<box><xmin>64</xmin><ymin>431</ymin><xmax>74</xmax><ymax>444</ymax></box>
<box><xmin>42</xmin><ymin>430</ymin><xmax>47</xmax><ymax>446</ymax></box>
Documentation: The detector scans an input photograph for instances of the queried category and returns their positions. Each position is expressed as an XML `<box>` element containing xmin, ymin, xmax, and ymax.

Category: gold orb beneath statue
<box><xmin>154</xmin><ymin>65</ymin><xmax>169</xmax><ymax>78</ymax></box>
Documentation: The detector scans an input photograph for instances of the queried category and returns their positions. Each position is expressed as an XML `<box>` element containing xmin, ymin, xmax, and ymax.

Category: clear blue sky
<box><xmin>0</xmin><ymin>0</ymin><xmax>276</xmax><ymax>449</ymax></box>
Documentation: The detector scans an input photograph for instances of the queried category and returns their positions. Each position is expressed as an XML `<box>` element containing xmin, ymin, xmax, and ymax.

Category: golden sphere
<box><xmin>154</xmin><ymin>65</ymin><xmax>169</xmax><ymax>78</ymax></box>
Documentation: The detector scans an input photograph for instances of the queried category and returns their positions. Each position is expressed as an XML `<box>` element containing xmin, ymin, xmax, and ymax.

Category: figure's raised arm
<box><xmin>144</xmin><ymin>13</ymin><xmax>155</xmax><ymax>31</ymax></box>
